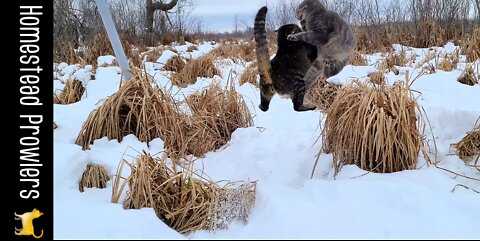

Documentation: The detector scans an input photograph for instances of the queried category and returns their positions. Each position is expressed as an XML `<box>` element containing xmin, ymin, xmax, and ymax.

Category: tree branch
<box><xmin>152</xmin><ymin>0</ymin><xmax>178</xmax><ymax>11</ymax></box>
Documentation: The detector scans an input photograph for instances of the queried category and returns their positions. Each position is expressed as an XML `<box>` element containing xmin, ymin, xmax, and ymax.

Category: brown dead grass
<box><xmin>79</xmin><ymin>164</ymin><xmax>110</xmax><ymax>192</ymax></box>
<box><xmin>437</xmin><ymin>52</ymin><xmax>459</xmax><ymax>72</ymax></box>
<box><xmin>75</xmin><ymin>68</ymin><xmax>183</xmax><ymax>150</ymax></box>
<box><xmin>462</xmin><ymin>29</ymin><xmax>480</xmax><ymax>62</ymax></box>
<box><xmin>368</xmin><ymin>71</ymin><xmax>386</xmax><ymax>85</ymax></box>
<box><xmin>187</xmin><ymin>45</ymin><xmax>199</xmax><ymax>52</ymax></box>
<box><xmin>349</xmin><ymin>51</ymin><xmax>368</xmax><ymax>66</ymax></box>
<box><xmin>76</xmin><ymin>69</ymin><xmax>252</xmax><ymax>159</ymax></box>
<box><xmin>415</xmin><ymin>20</ymin><xmax>445</xmax><ymax>48</ymax></box>
<box><xmin>239</xmin><ymin>63</ymin><xmax>259</xmax><ymax>87</ymax></box>
<box><xmin>210</xmin><ymin>42</ymin><xmax>256</xmax><ymax>62</ymax></box>
<box><xmin>172</xmin><ymin>55</ymin><xmax>220</xmax><ymax>87</ymax></box>
<box><xmin>112</xmin><ymin>152</ymin><xmax>256</xmax><ymax>234</ymax></box>
<box><xmin>457</xmin><ymin>64</ymin><xmax>478</xmax><ymax>86</ymax></box>
<box><xmin>384</xmin><ymin>49</ymin><xmax>407</xmax><ymax>69</ymax></box>
<box><xmin>320</xmin><ymin>79</ymin><xmax>426</xmax><ymax>175</ymax></box>
<box><xmin>145</xmin><ymin>48</ymin><xmax>163</xmax><ymax>62</ymax></box>
<box><xmin>163</xmin><ymin>55</ymin><xmax>186</xmax><ymax>72</ymax></box>
<box><xmin>185</xmin><ymin>83</ymin><xmax>254</xmax><ymax>157</ymax></box>
<box><xmin>55</xmin><ymin>33</ymin><xmax>144</xmax><ymax>68</ymax></box>
<box><xmin>453</xmin><ymin>118</ymin><xmax>480</xmax><ymax>162</ymax></box>
<box><xmin>306</xmin><ymin>77</ymin><xmax>341</xmax><ymax>113</ymax></box>
<box><xmin>54</xmin><ymin>79</ymin><xmax>85</xmax><ymax>105</ymax></box>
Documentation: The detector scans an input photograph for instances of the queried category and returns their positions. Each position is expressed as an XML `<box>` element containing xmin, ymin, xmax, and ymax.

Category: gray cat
<box><xmin>254</xmin><ymin>6</ymin><xmax>318</xmax><ymax>112</ymax></box>
<box><xmin>287</xmin><ymin>0</ymin><xmax>355</xmax><ymax>96</ymax></box>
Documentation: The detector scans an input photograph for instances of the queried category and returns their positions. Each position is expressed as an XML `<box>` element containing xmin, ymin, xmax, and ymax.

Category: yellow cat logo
<box><xmin>14</xmin><ymin>208</ymin><xmax>44</xmax><ymax>239</ymax></box>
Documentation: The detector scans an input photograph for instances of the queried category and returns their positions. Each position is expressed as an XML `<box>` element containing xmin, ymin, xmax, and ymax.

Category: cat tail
<box><xmin>254</xmin><ymin>6</ymin><xmax>273</xmax><ymax>85</ymax></box>
<box><xmin>33</xmin><ymin>229</ymin><xmax>43</xmax><ymax>239</ymax></box>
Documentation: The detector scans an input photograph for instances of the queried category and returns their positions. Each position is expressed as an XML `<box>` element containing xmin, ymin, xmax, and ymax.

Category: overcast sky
<box><xmin>190</xmin><ymin>0</ymin><xmax>280</xmax><ymax>32</ymax></box>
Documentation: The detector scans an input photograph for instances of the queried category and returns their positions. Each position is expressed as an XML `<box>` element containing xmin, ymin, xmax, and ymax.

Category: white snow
<box><xmin>97</xmin><ymin>55</ymin><xmax>117</xmax><ymax>67</ymax></box>
<box><xmin>54</xmin><ymin>42</ymin><xmax>480</xmax><ymax>239</ymax></box>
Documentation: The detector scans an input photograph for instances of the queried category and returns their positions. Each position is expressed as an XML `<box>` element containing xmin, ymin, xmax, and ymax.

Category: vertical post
<box><xmin>95</xmin><ymin>0</ymin><xmax>132</xmax><ymax>81</ymax></box>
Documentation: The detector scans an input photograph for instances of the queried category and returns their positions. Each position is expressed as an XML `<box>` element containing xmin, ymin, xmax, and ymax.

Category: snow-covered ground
<box><xmin>54</xmin><ymin>41</ymin><xmax>480</xmax><ymax>239</ymax></box>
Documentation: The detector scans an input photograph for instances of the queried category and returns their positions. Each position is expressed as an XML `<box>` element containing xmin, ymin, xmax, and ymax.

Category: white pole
<box><xmin>95</xmin><ymin>0</ymin><xmax>132</xmax><ymax>81</ymax></box>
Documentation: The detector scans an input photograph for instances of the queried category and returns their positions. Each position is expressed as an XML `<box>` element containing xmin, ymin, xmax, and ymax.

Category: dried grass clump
<box><xmin>145</xmin><ymin>48</ymin><xmax>163</xmax><ymax>62</ymax></box>
<box><xmin>210</xmin><ymin>42</ymin><xmax>256</xmax><ymax>62</ymax></box>
<box><xmin>384</xmin><ymin>49</ymin><xmax>407</xmax><ymax>68</ymax></box>
<box><xmin>77</xmin><ymin>32</ymin><xmax>119</xmax><ymax>67</ymax></box>
<box><xmin>463</xmin><ymin>29</ymin><xmax>480</xmax><ymax>62</ymax></box>
<box><xmin>116</xmin><ymin>154</ymin><xmax>158</xmax><ymax>209</ymax></box>
<box><xmin>415</xmin><ymin>20</ymin><xmax>445</xmax><ymax>48</ymax></box>
<box><xmin>306</xmin><ymin>77</ymin><xmax>341</xmax><ymax>113</ymax></box>
<box><xmin>54</xmin><ymin>79</ymin><xmax>85</xmax><ymax>105</ymax></box>
<box><xmin>185</xmin><ymin>83</ymin><xmax>254</xmax><ymax>157</ymax></box>
<box><xmin>353</xmin><ymin>27</ymin><xmax>393</xmax><ymax>53</ymax></box>
<box><xmin>457</xmin><ymin>64</ymin><xmax>478</xmax><ymax>86</ymax></box>
<box><xmin>321</xmin><ymin>79</ymin><xmax>425</xmax><ymax>175</ymax></box>
<box><xmin>112</xmin><ymin>152</ymin><xmax>256</xmax><ymax>234</ymax></box>
<box><xmin>75</xmin><ymin>69</ymin><xmax>252</xmax><ymax>159</ymax></box>
<box><xmin>171</xmin><ymin>55</ymin><xmax>220</xmax><ymax>87</ymax></box>
<box><xmin>349</xmin><ymin>51</ymin><xmax>368</xmax><ymax>66</ymax></box>
<box><xmin>453</xmin><ymin>118</ymin><xmax>480</xmax><ymax>162</ymax></box>
<box><xmin>421</xmin><ymin>63</ymin><xmax>436</xmax><ymax>75</ymax></box>
<box><xmin>54</xmin><ymin>41</ymin><xmax>81</xmax><ymax>64</ymax></box>
<box><xmin>437</xmin><ymin>52</ymin><xmax>459</xmax><ymax>72</ymax></box>
<box><xmin>187</xmin><ymin>45</ymin><xmax>199</xmax><ymax>52</ymax></box>
<box><xmin>79</xmin><ymin>164</ymin><xmax>110</xmax><ymax>192</ymax></box>
<box><xmin>239</xmin><ymin>63</ymin><xmax>259</xmax><ymax>87</ymax></box>
<box><xmin>368</xmin><ymin>71</ymin><xmax>386</xmax><ymax>85</ymax></box>
<box><xmin>75</xmin><ymin>69</ymin><xmax>182</xmax><ymax>150</ymax></box>
<box><xmin>163</xmin><ymin>55</ymin><xmax>186</xmax><ymax>72</ymax></box>
<box><xmin>416</xmin><ymin>51</ymin><xmax>436</xmax><ymax>68</ymax></box>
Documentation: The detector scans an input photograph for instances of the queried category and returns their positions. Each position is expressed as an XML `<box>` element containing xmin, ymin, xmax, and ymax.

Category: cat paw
<box><xmin>259</xmin><ymin>104</ymin><xmax>269</xmax><ymax>112</ymax></box>
<box><xmin>294</xmin><ymin>104</ymin><xmax>317</xmax><ymax>112</ymax></box>
<box><xmin>287</xmin><ymin>34</ymin><xmax>300</xmax><ymax>41</ymax></box>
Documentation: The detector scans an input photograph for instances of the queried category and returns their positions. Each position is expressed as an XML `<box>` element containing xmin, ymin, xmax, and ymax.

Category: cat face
<box><xmin>277</xmin><ymin>24</ymin><xmax>302</xmax><ymax>40</ymax></box>
<box><xmin>32</xmin><ymin>208</ymin><xmax>43</xmax><ymax>218</ymax></box>
<box><xmin>296</xmin><ymin>3</ymin><xmax>308</xmax><ymax>20</ymax></box>
<box><xmin>296</xmin><ymin>0</ymin><xmax>326</xmax><ymax>20</ymax></box>
<box><xmin>277</xmin><ymin>24</ymin><xmax>304</xmax><ymax>48</ymax></box>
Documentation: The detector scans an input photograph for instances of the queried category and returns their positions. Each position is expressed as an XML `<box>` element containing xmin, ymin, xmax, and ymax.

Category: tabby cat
<box><xmin>254</xmin><ymin>6</ymin><xmax>317</xmax><ymax>112</ymax></box>
<box><xmin>287</xmin><ymin>0</ymin><xmax>355</xmax><ymax>102</ymax></box>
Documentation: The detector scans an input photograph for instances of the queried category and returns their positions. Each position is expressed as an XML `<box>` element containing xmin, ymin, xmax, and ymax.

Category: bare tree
<box><xmin>145</xmin><ymin>0</ymin><xmax>178</xmax><ymax>33</ymax></box>
<box><xmin>268</xmin><ymin>0</ymin><xmax>300</xmax><ymax>29</ymax></box>
<box><xmin>234</xmin><ymin>15</ymin><xmax>239</xmax><ymax>35</ymax></box>
<box><xmin>475</xmin><ymin>0</ymin><xmax>480</xmax><ymax>19</ymax></box>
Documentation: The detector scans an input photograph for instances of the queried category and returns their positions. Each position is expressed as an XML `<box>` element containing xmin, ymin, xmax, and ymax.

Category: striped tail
<box><xmin>254</xmin><ymin>6</ymin><xmax>273</xmax><ymax>85</ymax></box>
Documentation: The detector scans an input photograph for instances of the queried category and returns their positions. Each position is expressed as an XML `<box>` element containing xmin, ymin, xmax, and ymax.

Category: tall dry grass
<box><xmin>111</xmin><ymin>152</ymin><xmax>256</xmax><ymax>234</ymax></box>
<box><xmin>171</xmin><ymin>54</ymin><xmax>220</xmax><ymax>87</ymax></box>
<box><xmin>75</xmin><ymin>68</ymin><xmax>183</xmax><ymax>150</ymax></box>
<box><xmin>462</xmin><ymin>29</ymin><xmax>480</xmax><ymax>62</ymax></box>
<box><xmin>54</xmin><ymin>79</ymin><xmax>85</xmax><ymax>104</ymax></box>
<box><xmin>55</xmin><ymin>33</ymin><xmax>143</xmax><ymax>68</ymax></box>
<box><xmin>453</xmin><ymin>117</ymin><xmax>480</xmax><ymax>162</ymax></box>
<box><xmin>79</xmin><ymin>164</ymin><xmax>110</xmax><ymax>192</ymax></box>
<box><xmin>319</xmin><ymin>79</ymin><xmax>426</xmax><ymax>175</ymax></box>
<box><xmin>75</xmin><ymin>68</ymin><xmax>252</xmax><ymax>159</ymax></box>
<box><xmin>184</xmin><ymin>83</ymin><xmax>254</xmax><ymax>157</ymax></box>
<box><xmin>306</xmin><ymin>76</ymin><xmax>341</xmax><ymax>113</ymax></box>
<box><xmin>239</xmin><ymin>63</ymin><xmax>259</xmax><ymax>87</ymax></box>
<box><xmin>210</xmin><ymin>42</ymin><xmax>256</xmax><ymax>63</ymax></box>
<box><xmin>163</xmin><ymin>55</ymin><xmax>186</xmax><ymax>72</ymax></box>
<box><xmin>348</xmin><ymin>51</ymin><xmax>368</xmax><ymax>66</ymax></box>
<box><xmin>457</xmin><ymin>64</ymin><xmax>478</xmax><ymax>86</ymax></box>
